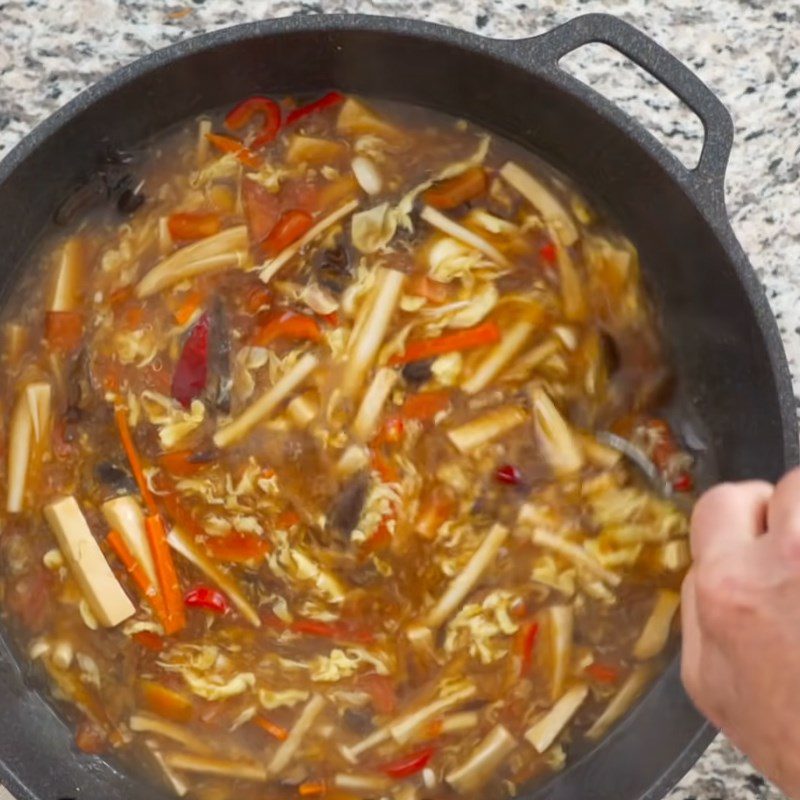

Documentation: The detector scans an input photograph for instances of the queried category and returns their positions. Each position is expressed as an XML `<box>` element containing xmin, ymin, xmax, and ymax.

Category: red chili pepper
<box><xmin>539</xmin><ymin>242</ymin><xmax>557</xmax><ymax>265</ymax></box>
<box><xmin>381</xmin><ymin>746</ymin><xmax>437</xmax><ymax>779</ymax></box>
<box><xmin>672</xmin><ymin>472</ymin><xmax>694</xmax><ymax>492</ymax></box>
<box><xmin>225</xmin><ymin>96</ymin><xmax>282</xmax><ymax>149</ymax></box>
<box><xmin>171</xmin><ymin>312</ymin><xmax>209</xmax><ymax>408</ymax></box>
<box><xmin>495</xmin><ymin>464</ymin><xmax>522</xmax><ymax>486</ymax></box>
<box><xmin>286</xmin><ymin>91</ymin><xmax>345</xmax><ymax>126</ymax></box>
<box><xmin>518</xmin><ymin>621</ymin><xmax>540</xmax><ymax>676</ymax></box>
<box><xmin>184</xmin><ymin>586</ymin><xmax>230</xmax><ymax>615</ymax></box>
<box><xmin>263</xmin><ymin>209</ymin><xmax>314</xmax><ymax>257</ymax></box>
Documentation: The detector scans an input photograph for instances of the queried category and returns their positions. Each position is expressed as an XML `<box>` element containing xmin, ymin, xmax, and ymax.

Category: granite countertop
<box><xmin>0</xmin><ymin>1</ymin><xmax>797</xmax><ymax>799</ymax></box>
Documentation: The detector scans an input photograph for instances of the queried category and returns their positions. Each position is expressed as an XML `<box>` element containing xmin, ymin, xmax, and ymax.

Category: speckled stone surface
<box><xmin>0</xmin><ymin>1</ymin><xmax>798</xmax><ymax>799</ymax></box>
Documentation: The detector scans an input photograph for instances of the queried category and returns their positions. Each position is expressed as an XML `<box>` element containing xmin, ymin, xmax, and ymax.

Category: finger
<box><xmin>767</xmin><ymin>467</ymin><xmax>800</xmax><ymax>541</ymax></box>
<box><xmin>679</xmin><ymin>571</ymin><xmax>703</xmax><ymax>702</ymax></box>
<box><xmin>690</xmin><ymin>481</ymin><xmax>772</xmax><ymax>561</ymax></box>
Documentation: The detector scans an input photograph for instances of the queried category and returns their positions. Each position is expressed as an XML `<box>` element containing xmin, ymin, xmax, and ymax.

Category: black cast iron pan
<box><xmin>0</xmin><ymin>12</ymin><xmax>796</xmax><ymax>800</ymax></box>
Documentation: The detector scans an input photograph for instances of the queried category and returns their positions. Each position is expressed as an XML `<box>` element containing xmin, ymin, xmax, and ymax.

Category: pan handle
<box><xmin>506</xmin><ymin>13</ymin><xmax>734</xmax><ymax>211</ymax></box>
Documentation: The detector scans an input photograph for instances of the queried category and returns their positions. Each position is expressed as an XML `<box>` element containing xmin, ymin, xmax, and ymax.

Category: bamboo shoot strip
<box><xmin>633</xmin><ymin>589</ymin><xmax>680</xmax><ymax>660</ymax></box>
<box><xmin>136</xmin><ymin>225</ymin><xmax>249</xmax><ymax>298</ymax></box>
<box><xmin>267</xmin><ymin>695</ymin><xmax>326</xmax><ymax>776</ymax></box>
<box><xmin>259</xmin><ymin>200</ymin><xmax>360</xmax><ymax>285</ymax></box>
<box><xmin>545</xmin><ymin>605</ymin><xmax>573</xmax><ymax>701</ymax></box>
<box><xmin>25</xmin><ymin>382</ymin><xmax>51</xmax><ymax>443</ymax></box>
<box><xmin>43</xmin><ymin>497</ymin><xmax>135</xmax><ymax>627</ymax></box>
<box><xmin>389</xmin><ymin>683</ymin><xmax>476</xmax><ymax>744</ymax></box>
<box><xmin>445</xmin><ymin>724</ymin><xmax>517</xmax><ymax>795</ymax></box>
<box><xmin>102</xmin><ymin>495</ymin><xmax>157</xmax><ymax>584</ymax></box>
<box><xmin>352</xmin><ymin>367</ymin><xmax>398</xmax><ymax>440</ymax></box>
<box><xmin>164</xmin><ymin>753</ymin><xmax>268</xmax><ymax>782</ymax></box>
<box><xmin>50</xmin><ymin>238</ymin><xmax>83</xmax><ymax>311</ymax></box>
<box><xmin>447</xmin><ymin>406</ymin><xmax>527</xmax><ymax>454</ymax></box>
<box><xmin>553</xmin><ymin>233</ymin><xmax>587</xmax><ymax>322</ymax></box>
<box><xmin>214</xmin><ymin>353</ymin><xmax>319</xmax><ymax>448</ymax></box>
<box><xmin>586</xmin><ymin>665</ymin><xmax>654</xmax><ymax>740</ymax></box>
<box><xmin>424</xmin><ymin>523</ymin><xmax>509</xmax><ymax>628</ymax></box>
<box><xmin>130</xmin><ymin>713</ymin><xmax>212</xmax><ymax>754</ymax></box>
<box><xmin>462</xmin><ymin>319</ymin><xmax>535</xmax><ymax>394</ymax></box>
<box><xmin>531</xmin><ymin>528</ymin><xmax>621</xmax><ymax>587</ymax></box>
<box><xmin>499</xmin><ymin>162</ymin><xmax>579</xmax><ymax>246</ymax></box>
<box><xmin>167</xmin><ymin>526</ymin><xmax>261</xmax><ymax>627</ymax></box>
<box><xmin>6</xmin><ymin>392</ymin><xmax>32</xmax><ymax>513</ymax></box>
<box><xmin>341</xmin><ymin>268</ymin><xmax>405</xmax><ymax>397</ymax></box>
<box><xmin>420</xmin><ymin>205</ymin><xmax>511</xmax><ymax>268</ymax></box>
<box><xmin>525</xmin><ymin>684</ymin><xmax>588</xmax><ymax>753</ymax></box>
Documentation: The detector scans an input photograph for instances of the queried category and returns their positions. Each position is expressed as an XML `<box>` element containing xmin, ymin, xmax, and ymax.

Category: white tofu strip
<box><xmin>266</xmin><ymin>694</ymin><xmax>326</xmax><ymax>776</ymax></box>
<box><xmin>424</xmin><ymin>523</ymin><xmax>509</xmax><ymax>628</ymax></box>
<box><xmin>633</xmin><ymin>589</ymin><xmax>681</xmax><ymax>660</ymax></box>
<box><xmin>102</xmin><ymin>496</ymin><xmax>157</xmax><ymax>584</ymax></box>
<box><xmin>334</xmin><ymin>773</ymin><xmax>391</xmax><ymax>794</ymax></box>
<box><xmin>445</xmin><ymin>724</ymin><xmax>517</xmax><ymax>795</ymax></box>
<box><xmin>214</xmin><ymin>353</ymin><xmax>319</xmax><ymax>448</ymax></box>
<box><xmin>389</xmin><ymin>683</ymin><xmax>477</xmax><ymax>745</ymax></box>
<box><xmin>144</xmin><ymin>740</ymin><xmax>189</xmax><ymax>797</ymax></box>
<box><xmin>286</xmin><ymin>393</ymin><xmax>318</xmax><ymax>428</ymax></box>
<box><xmin>43</xmin><ymin>497</ymin><xmax>135</xmax><ymax>627</ymax></box>
<box><xmin>525</xmin><ymin>683</ymin><xmax>589</xmax><ymax>753</ymax></box>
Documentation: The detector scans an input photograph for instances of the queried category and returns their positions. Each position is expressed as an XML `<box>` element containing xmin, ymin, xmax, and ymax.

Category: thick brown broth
<box><xmin>0</xmin><ymin>93</ymin><xmax>695</xmax><ymax>800</ymax></box>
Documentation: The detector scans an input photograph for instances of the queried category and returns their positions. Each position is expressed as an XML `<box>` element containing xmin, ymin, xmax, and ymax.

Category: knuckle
<box><xmin>693</xmin><ymin>560</ymin><xmax>743</xmax><ymax>620</ymax></box>
<box><xmin>691</xmin><ymin>483</ymin><xmax>738</xmax><ymax>525</ymax></box>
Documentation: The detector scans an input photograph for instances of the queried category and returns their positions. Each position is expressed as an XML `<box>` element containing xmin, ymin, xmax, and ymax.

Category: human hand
<box><xmin>681</xmin><ymin>470</ymin><xmax>800</xmax><ymax>798</ymax></box>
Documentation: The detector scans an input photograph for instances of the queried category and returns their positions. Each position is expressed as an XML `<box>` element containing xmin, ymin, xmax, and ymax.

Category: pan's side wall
<box><xmin>0</xmin><ymin>20</ymin><xmax>791</xmax><ymax>800</ymax></box>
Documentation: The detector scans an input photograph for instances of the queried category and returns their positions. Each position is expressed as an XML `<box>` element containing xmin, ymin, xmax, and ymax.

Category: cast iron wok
<box><xmin>0</xmin><ymin>12</ymin><xmax>795</xmax><ymax>800</ymax></box>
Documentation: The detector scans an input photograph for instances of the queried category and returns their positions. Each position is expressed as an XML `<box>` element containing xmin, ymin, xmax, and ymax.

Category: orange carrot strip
<box><xmin>206</xmin><ymin>132</ymin><xmax>262</xmax><ymax>169</ymax></box>
<box><xmin>106</xmin><ymin>530</ymin><xmax>168</xmax><ymax>625</ymax></box>
<box><xmin>173</xmin><ymin>290</ymin><xmax>202</xmax><ymax>325</ymax></box>
<box><xmin>298</xmin><ymin>781</ymin><xmax>327</xmax><ymax>797</ymax></box>
<box><xmin>422</xmin><ymin>166</ymin><xmax>488</xmax><ymax>210</ymax></box>
<box><xmin>401</xmin><ymin>390</ymin><xmax>452</xmax><ymax>422</ymax></box>
<box><xmin>168</xmin><ymin>213</ymin><xmax>222</xmax><ymax>242</ymax></box>
<box><xmin>115</xmin><ymin>407</ymin><xmax>158</xmax><ymax>514</ymax></box>
<box><xmin>145</xmin><ymin>514</ymin><xmax>185</xmax><ymax>635</ymax></box>
<box><xmin>253</xmin><ymin>714</ymin><xmax>289</xmax><ymax>742</ymax></box>
<box><xmin>389</xmin><ymin>321</ymin><xmax>501</xmax><ymax>365</ymax></box>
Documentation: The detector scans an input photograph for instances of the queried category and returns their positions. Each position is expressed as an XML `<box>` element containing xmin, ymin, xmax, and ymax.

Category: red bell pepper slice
<box><xmin>262</xmin><ymin>209</ymin><xmax>314</xmax><ymax>257</ymax></box>
<box><xmin>225</xmin><ymin>96</ymin><xmax>282</xmax><ymax>149</ymax></box>
<box><xmin>45</xmin><ymin>310</ymin><xmax>83</xmax><ymax>352</ymax></box>
<box><xmin>286</xmin><ymin>91</ymin><xmax>345</xmax><ymax>126</ymax></box>
<box><xmin>390</xmin><ymin>321</ymin><xmax>501</xmax><ymax>365</ymax></box>
<box><xmin>184</xmin><ymin>586</ymin><xmax>230</xmax><ymax>615</ymax></box>
<box><xmin>172</xmin><ymin>312</ymin><xmax>209</xmax><ymax>408</ymax></box>
<box><xmin>518</xmin><ymin>621</ymin><xmax>540</xmax><ymax>676</ymax></box>
<box><xmin>381</xmin><ymin>746</ymin><xmax>437</xmax><ymax>779</ymax></box>
<box><xmin>251</xmin><ymin>309</ymin><xmax>322</xmax><ymax>348</ymax></box>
